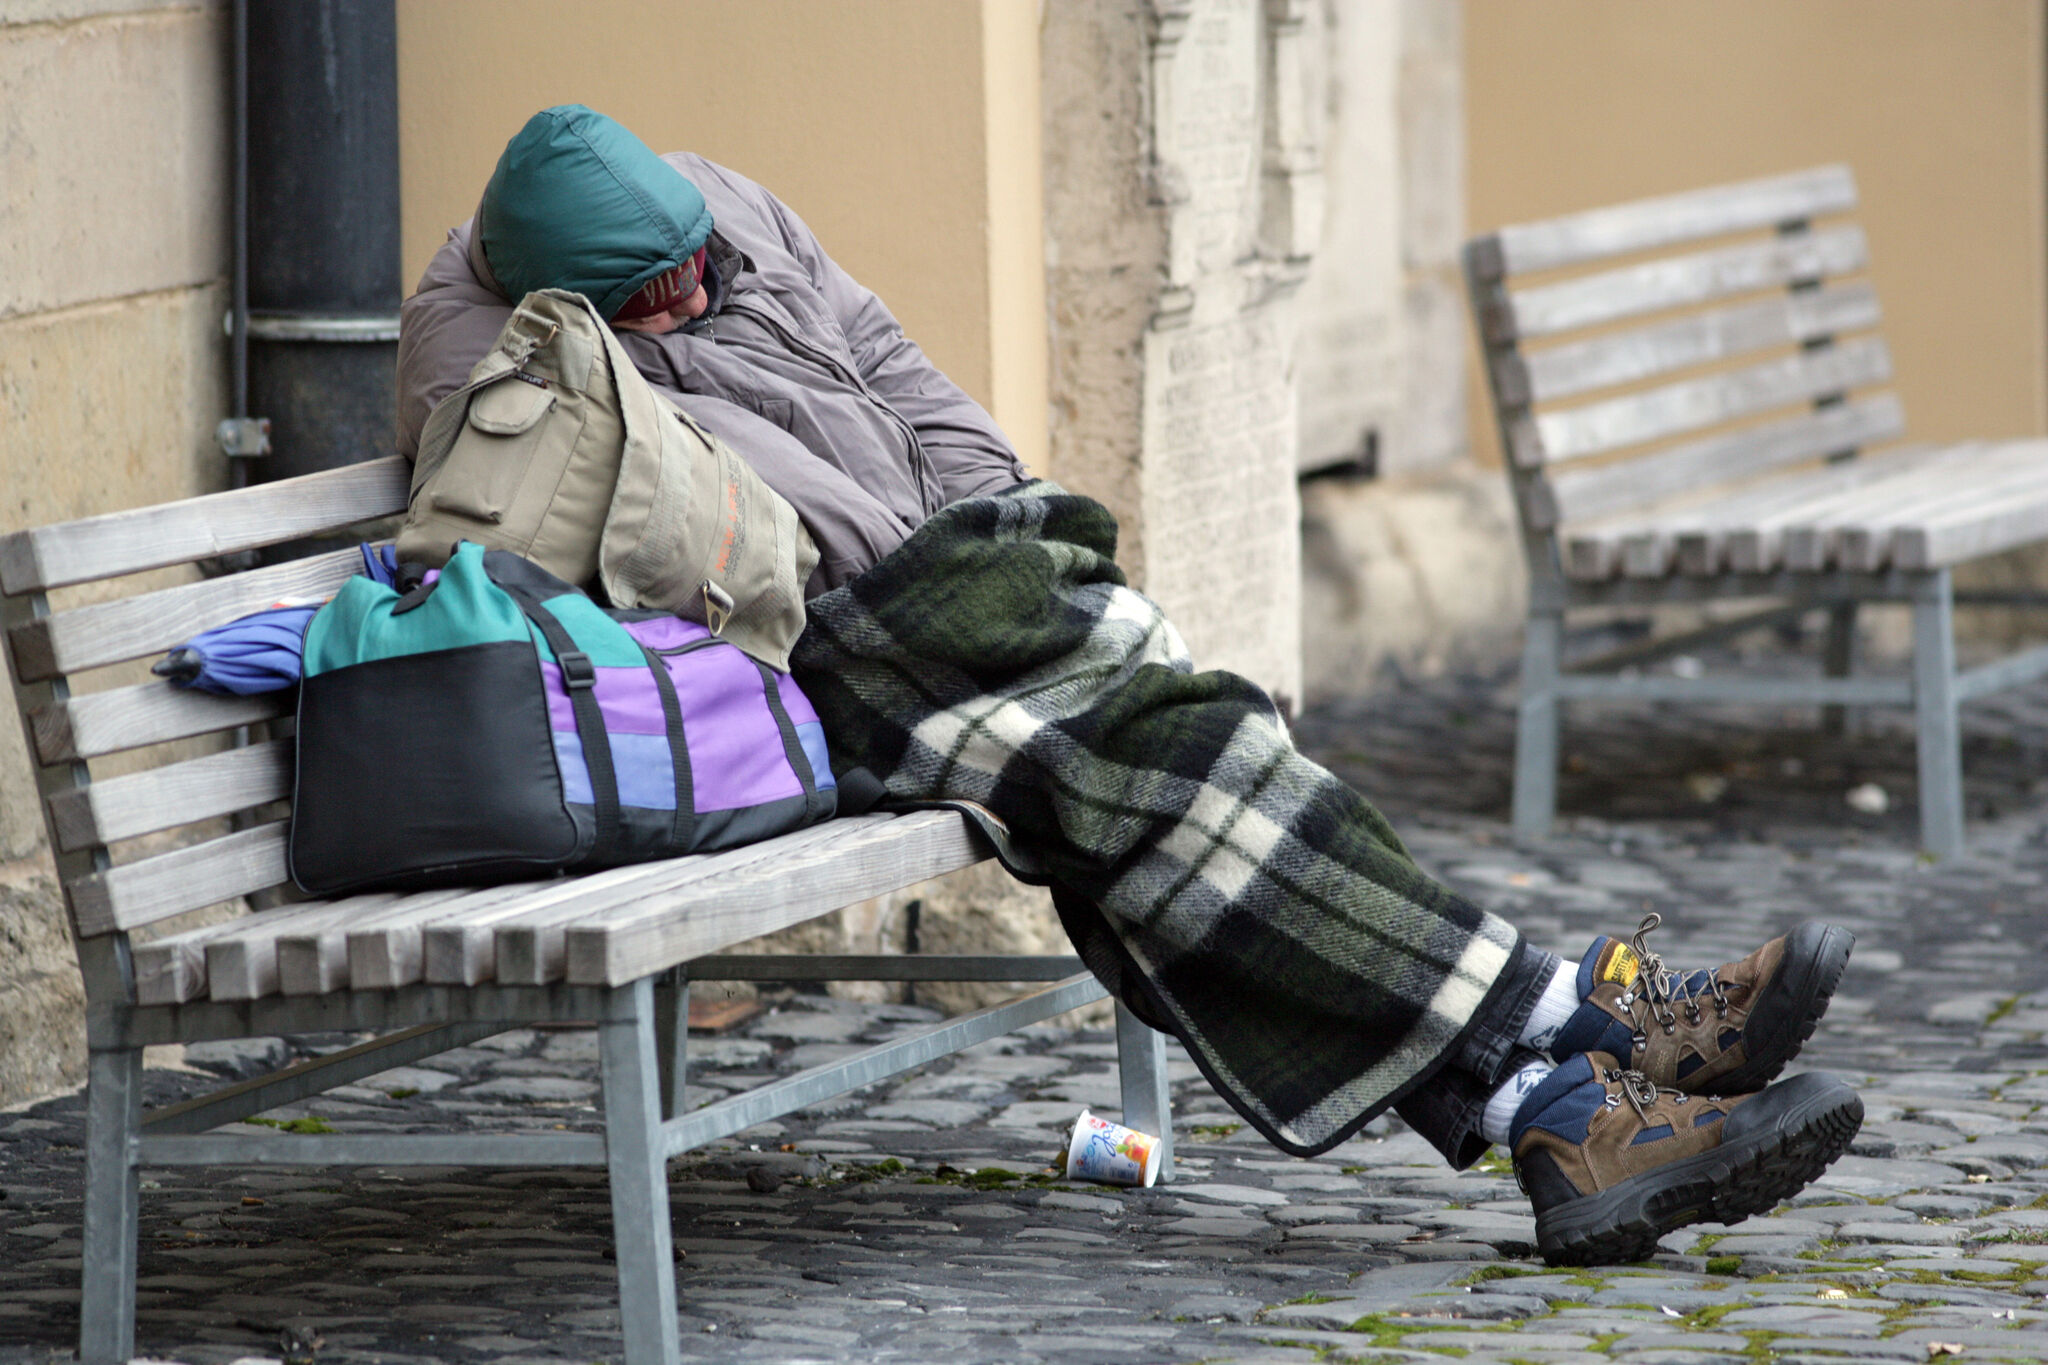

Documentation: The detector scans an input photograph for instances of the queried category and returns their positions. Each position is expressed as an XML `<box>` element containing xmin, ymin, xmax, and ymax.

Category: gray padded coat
<box><xmin>397</xmin><ymin>152</ymin><xmax>1028</xmax><ymax>594</ymax></box>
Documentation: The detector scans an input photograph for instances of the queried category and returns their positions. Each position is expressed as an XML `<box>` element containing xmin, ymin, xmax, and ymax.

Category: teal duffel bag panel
<box><xmin>303</xmin><ymin>544</ymin><xmax>532</xmax><ymax>676</ymax></box>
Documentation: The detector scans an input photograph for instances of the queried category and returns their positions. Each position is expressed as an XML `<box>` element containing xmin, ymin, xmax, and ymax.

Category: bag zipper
<box><xmin>650</xmin><ymin>637</ymin><xmax>728</xmax><ymax>658</ymax></box>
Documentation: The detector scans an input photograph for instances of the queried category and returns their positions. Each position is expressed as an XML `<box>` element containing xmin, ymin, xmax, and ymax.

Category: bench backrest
<box><xmin>1463</xmin><ymin>165</ymin><xmax>1903</xmax><ymax>582</ymax></box>
<box><xmin>1</xmin><ymin>458</ymin><xmax>412</xmax><ymax>1006</ymax></box>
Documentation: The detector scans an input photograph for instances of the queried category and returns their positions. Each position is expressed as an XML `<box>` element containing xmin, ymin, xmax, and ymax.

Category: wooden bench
<box><xmin>1463</xmin><ymin>165</ymin><xmax>2048</xmax><ymax>856</ymax></box>
<box><xmin>0</xmin><ymin>461</ymin><xmax>1175</xmax><ymax>1365</ymax></box>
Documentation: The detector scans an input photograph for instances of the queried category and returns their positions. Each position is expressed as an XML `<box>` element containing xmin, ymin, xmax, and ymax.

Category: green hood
<box><xmin>478</xmin><ymin>105</ymin><xmax>715</xmax><ymax>318</ymax></box>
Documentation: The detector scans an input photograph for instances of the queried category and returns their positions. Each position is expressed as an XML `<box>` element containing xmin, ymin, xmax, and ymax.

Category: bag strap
<box><xmin>753</xmin><ymin>659</ymin><xmax>835</xmax><ymax>824</ymax></box>
<box><xmin>637</xmin><ymin>643</ymin><xmax>698</xmax><ymax>851</ymax></box>
<box><xmin>514</xmin><ymin>596</ymin><xmax>622</xmax><ymax>855</ymax></box>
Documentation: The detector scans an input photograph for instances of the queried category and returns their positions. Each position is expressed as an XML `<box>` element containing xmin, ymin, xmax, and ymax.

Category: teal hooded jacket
<box><xmin>478</xmin><ymin>104</ymin><xmax>715</xmax><ymax>320</ymax></box>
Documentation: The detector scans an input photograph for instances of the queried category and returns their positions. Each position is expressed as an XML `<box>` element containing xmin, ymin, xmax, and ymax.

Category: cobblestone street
<box><xmin>7</xmin><ymin>664</ymin><xmax>2048</xmax><ymax>1364</ymax></box>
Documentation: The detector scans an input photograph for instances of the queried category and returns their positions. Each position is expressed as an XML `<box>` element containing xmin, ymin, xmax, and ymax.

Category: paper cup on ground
<box><xmin>1064</xmin><ymin>1109</ymin><xmax>1162</xmax><ymax>1187</ymax></box>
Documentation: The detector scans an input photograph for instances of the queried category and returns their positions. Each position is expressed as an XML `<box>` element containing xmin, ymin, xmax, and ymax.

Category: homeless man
<box><xmin>395</xmin><ymin>104</ymin><xmax>1864</xmax><ymax>1265</ymax></box>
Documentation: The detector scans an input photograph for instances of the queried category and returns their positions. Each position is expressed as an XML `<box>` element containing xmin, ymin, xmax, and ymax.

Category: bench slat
<box><xmin>69</xmin><ymin>822</ymin><xmax>288</xmax><ymax>938</ymax></box>
<box><xmin>276</xmin><ymin>888</ymin><xmax>473</xmax><ymax>996</ymax></box>
<box><xmin>1503</xmin><ymin>225</ymin><xmax>1868</xmax><ymax>342</ymax></box>
<box><xmin>423</xmin><ymin>860</ymin><xmax>725</xmax><ymax>985</ymax></box>
<box><xmin>1494</xmin><ymin>165</ymin><xmax>1856</xmax><ymax>277</ymax></box>
<box><xmin>10</xmin><ymin>546</ymin><xmax>363</xmax><ymax>684</ymax></box>
<box><xmin>29</xmin><ymin>682</ymin><xmax>291</xmax><ymax>765</ymax></box>
<box><xmin>0</xmin><ymin>457</ymin><xmax>408</xmax><ymax>596</ymax></box>
<box><xmin>1636</xmin><ymin>444</ymin><xmax>1962</xmax><ymax>578</ymax></box>
<box><xmin>207</xmin><ymin>894</ymin><xmax>407</xmax><ymax>1001</ymax></box>
<box><xmin>1536</xmin><ymin>335</ymin><xmax>1891</xmax><ymax>464</ymax></box>
<box><xmin>348</xmin><ymin>883</ymin><xmax>564</xmax><ymax>990</ymax></box>
<box><xmin>1565</xmin><ymin>443</ymin><xmax>1968</xmax><ymax>581</ymax></box>
<box><xmin>1523</xmin><ymin>283</ymin><xmax>1879</xmax><ymax>404</ymax></box>
<box><xmin>47</xmin><ymin>739</ymin><xmax>292</xmax><ymax>852</ymax></box>
<box><xmin>1836</xmin><ymin>444</ymin><xmax>2048</xmax><ymax>570</ymax></box>
<box><xmin>134</xmin><ymin>894</ymin><xmax>398</xmax><ymax>1005</ymax></box>
<box><xmin>1898</xmin><ymin>488</ymin><xmax>2048</xmax><ymax>570</ymax></box>
<box><xmin>1551</xmin><ymin>396</ymin><xmax>1904</xmax><ymax>525</ymax></box>
<box><xmin>1561</xmin><ymin>441</ymin><xmax>2031</xmax><ymax>581</ymax></box>
<box><xmin>492</xmin><ymin>824</ymin><xmax>892</xmax><ymax>985</ymax></box>
<box><xmin>1781</xmin><ymin>443</ymin><xmax>2030</xmax><ymax>571</ymax></box>
<box><xmin>565</xmin><ymin>810</ymin><xmax>989</xmax><ymax>988</ymax></box>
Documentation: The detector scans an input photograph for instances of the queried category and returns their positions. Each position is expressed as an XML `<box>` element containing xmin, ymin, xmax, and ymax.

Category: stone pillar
<box><xmin>1297</xmin><ymin>0</ymin><xmax>1466</xmax><ymax>477</ymax></box>
<box><xmin>1045</xmin><ymin>0</ymin><xmax>1312</xmax><ymax>707</ymax></box>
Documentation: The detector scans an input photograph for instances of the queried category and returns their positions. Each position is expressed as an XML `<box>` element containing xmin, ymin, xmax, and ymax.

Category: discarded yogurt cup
<box><xmin>1063</xmin><ymin>1109</ymin><xmax>1162</xmax><ymax>1188</ymax></box>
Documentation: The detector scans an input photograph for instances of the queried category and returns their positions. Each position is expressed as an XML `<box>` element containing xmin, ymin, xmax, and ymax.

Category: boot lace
<box><xmin>1613</xmin><ymin>911</ymin><xmax>1731</xmax><ymax>1039</ymax></box>
<box><xmin>1599</xmin><ymin>1064</ymin><xmax>1680</xmax><ymax>1122</ymax></box>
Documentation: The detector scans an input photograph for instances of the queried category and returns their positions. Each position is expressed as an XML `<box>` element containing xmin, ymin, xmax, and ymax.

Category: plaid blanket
<box><xmin>790</xmin><ymin>484</ymin><xmax>1525</xmax><ymax>1155</ymax></box>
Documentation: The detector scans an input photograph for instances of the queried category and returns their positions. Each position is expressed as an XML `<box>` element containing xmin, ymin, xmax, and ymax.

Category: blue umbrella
<box><xmin>152</xmin><ymin>602</ymin><xmax>319</xmax><ymax>696</ymax></box>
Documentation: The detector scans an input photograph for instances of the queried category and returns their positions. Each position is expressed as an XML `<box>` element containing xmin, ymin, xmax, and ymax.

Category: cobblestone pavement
<box><xmin>7</xmin><ymin>663</ymin><xmax>2048</xmax><ymax>1364</ymax></box>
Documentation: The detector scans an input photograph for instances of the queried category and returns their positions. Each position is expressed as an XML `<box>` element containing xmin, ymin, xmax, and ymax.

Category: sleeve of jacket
<box><xmin>395</xmin><ymin>224</ymin><xmax>515</xmax><ymax>459</ymax></box>
<box><xmin>632</xmin><ymin>383</ymin><xmax>913</xmax><ymax>596</ymax></box>
<box><xmin>758</xmin><ymin>191</ymin><xmax>1030</xmax><ymax>507</ymax></box>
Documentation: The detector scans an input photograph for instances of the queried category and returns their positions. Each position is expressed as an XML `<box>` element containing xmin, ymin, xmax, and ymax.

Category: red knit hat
<box><xmin>611</xmin><ymin>247</ymin><xmax>708</xmax><ymax>320</ymax></box>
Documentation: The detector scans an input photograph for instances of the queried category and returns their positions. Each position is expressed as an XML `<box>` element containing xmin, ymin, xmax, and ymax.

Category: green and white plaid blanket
<box><xmin>790</xmin><ymin>484</ymin><xmax>1525</xmax><ymax>1155</ymax></box>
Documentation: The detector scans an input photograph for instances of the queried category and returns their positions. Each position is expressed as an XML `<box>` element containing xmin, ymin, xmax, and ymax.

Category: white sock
<box><xmin>1518</xmin><ymin>959</ymin><xmax>1583</xmax><ymax>1057</ymax></box>
<box><xmin>1480</xmin><ymin>1057</ymin><xmax>1556</xmax><ymax>1147</ymax></box>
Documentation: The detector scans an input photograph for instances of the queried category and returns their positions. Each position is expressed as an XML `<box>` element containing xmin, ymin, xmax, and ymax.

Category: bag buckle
<box><xmin>700</xmin><ymin>580</ymin><xmax>735</xmax><ymax>636</ymax></box>
<box><xmin>559</xmin><ymin>650</ymin><xmax>597</xmax><ymax>691</ymax></box>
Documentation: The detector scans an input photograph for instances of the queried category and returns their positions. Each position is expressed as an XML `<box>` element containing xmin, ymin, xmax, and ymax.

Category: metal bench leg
<box><xmin>600</xmin><ymin>978</ymin><xmax>681</xmax><ymax>1365</ymax></box>
<box><xmin>653</xmin><ymin>969</ymin><xmax>689</xmax><ymax>1120</ymax></box>
<box><xmin>1512</xmin><ymin>610</ymin><xmax>1564</xmax><ymax>840</ymax></box>
<box><xmin>1115</xmin><ymin>1002</ymin><xmax>1174</xmax><ymax>1183</ymax></box>
<box><xmin>1911</xmin><ymin>571</ymin><xmax>1966</xmax><ymax>859</ymax></box>
<box><xmin>1822</xmin><ymin>601</ymin><xmax>1859</xmax><ymax>736</ymax></box>
<box><xmin>80</xmin><ymin>1045</ymin><xmax>142</xmax><ymax>1365</ymax></box>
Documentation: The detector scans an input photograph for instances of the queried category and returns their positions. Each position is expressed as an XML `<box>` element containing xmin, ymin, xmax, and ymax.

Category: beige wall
<box><xmin>0</xmin><ymin>0</ymin><xmax>231</xmax><ymax>1106</ymax></box>
<box><xmin>1465</xmin><ymin>0</ymin><xmax>2048</xmax><ymax>463</ymax></box>
<box><xmin>397</xmin><ymin>0</ymin><xmax>1048</xmax><ymax>468</ymax></box>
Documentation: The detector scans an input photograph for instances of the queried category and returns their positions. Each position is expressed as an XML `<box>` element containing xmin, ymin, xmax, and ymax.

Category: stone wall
<box><xmin>0</xmin><ymin>1</ymin><xmax>231</xmax><ymax>1107</ymax></box>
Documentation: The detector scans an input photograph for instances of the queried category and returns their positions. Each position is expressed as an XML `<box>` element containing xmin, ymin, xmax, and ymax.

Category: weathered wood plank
<box><xmin>565</xmin><ymin>812</ymin><xmax>990</xmax><ymax>987</ymax></box>
<box><xmin>1495</xmin><ymin>165</ymin><xmax>1856</xmax><ymax>277</ymax></box>
<box><xmin>1537</xmin><ymin>336</ymin><xmax>1891</xmax><ymax>464</ymax></box>
<box><xmin>134</xmin><ymin>895</ymin><xmax>386</xmax><ymax>1005</ymax></box>
<box><xmin>0</xmin><ymin>457</ymin><xmax>407</xmax><ymax>595</ymax></box>
<box><xmin>46</xmin><ymin>739</ymin><xmax>292</xmax><ymax>852</ymax></box>
<box><xmin>346</xmin><ymin>883</ymin><xmax>557</xmax><ymax>990</ymax></box>
<box><xmin>68</xmin><ymin>822</ymin><xmax>288</xmax><ymax>938</ymax></box>
<box><xmin>420</xmin><ymin>862</ymin><xmax>691</xmax><ymax>986</ymax></box>
<box><xmin>491</xmin><ymin>826</ymin><xmax>896</xmax><ymax>985</ymax></box>
<box><xmin>10</xmin><ymin>546</ymin><xmax>361</xmax><ymax>683</ymax></box>
<box><xmin>1560</xmin><ymin>442</ymin><xmax>1944</xmax><ymax>582</ymax></box>
<box><xmin>1523</xmin><ymin>283</ymin><xmax>1880</xmax><ymax>403</ymax></box>
<box><xmin>276</xmin><ymin>889</ymin><xmax>470</xmax><ymax>996</ymax></box>
<box><xmin>1789</xmin><ymin>444</ymin><xmax>2028</xmax><ymax>571</ymax></box>
<box><xmin>207</xmin><ymin>895</ymin><xmax>403</xmax><ymax>1002</ymax></box>
<box><xmin>1896</xmin><ymin>481</ymin><xmax>2048</xmax><ymax>569</ymax></box>
<box><xmin>1502</xmin><ymin>225</ymin><xmax>1867</xmax><ymax>340</ymax></box>
<box><xmin>134</xmin><ymin>916</ymin><xmax>249</xmax><ymax>1007</ymax></box>
<box><xmin>1551</xmin><ymin>397</ymin><xmax>1904</xmax><ymax>525</ymax></box>
<box><xmin>29</xmin><ymin>682</ymin><xmax>290</xmax><ymax>765</ymax></box>
<box><xmin>1838</xmin><ymin>445</ymin><xmax>2048</xmax><ymax>570</ymax></box>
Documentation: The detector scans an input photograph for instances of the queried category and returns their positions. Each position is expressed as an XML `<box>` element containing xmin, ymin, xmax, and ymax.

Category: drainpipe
<box><xmin>226</xmin><ymin>0</ymin><xmax>401</xmax><ymax>490</ymax></box>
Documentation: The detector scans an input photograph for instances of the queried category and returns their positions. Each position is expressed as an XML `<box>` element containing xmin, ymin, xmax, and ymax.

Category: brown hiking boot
<box><xmin>1510</xmin><ymin>1051</ymin><xmax>1862</xmax><ymax>1266</ymax></box>
<box><xmin>1548</xmin><ymin>914</ymin><xmax>1854</xmax><ymax>1095</ymax></box>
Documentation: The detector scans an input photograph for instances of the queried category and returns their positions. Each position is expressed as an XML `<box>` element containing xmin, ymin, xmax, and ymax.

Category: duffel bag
<box><xmin>288</xmin><ymin>541</ymin><xmax>836</xmax><ymax>897</ymax></box>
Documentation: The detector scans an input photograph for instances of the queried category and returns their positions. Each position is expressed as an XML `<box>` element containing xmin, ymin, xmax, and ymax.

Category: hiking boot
<box><xmin>1511</xmin><ymin>1052</ymin><xmax>1862</xmax><ymax>1266</ymax></box>
<box><xmin>1548</xmin><ymin>913</ymin><xmax>1853</xmax><ymax>1095</ymax></box>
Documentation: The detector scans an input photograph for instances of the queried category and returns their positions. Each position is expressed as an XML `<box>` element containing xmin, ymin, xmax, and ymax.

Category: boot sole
<box><xmin>1697</xmin><ymin>920</ymin><xmax>1854</xmax><ymax>1095</ymax></box>
<box><xmin>1535</xmin><ymin>1072</ymin><xmax>1863</xmax><ymax>1267</ymax></box>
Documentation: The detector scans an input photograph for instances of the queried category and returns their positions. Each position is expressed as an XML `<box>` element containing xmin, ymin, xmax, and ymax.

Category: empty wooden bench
<box><xmin>1464</xmin><ymin>165</ymin><xmax>2048</xmax><ymax>856</ymax></box>
<box><xmin>1</xmin><ymin>460</ymin><xmax>1174</xmax><ymax>1365</ymax></box>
